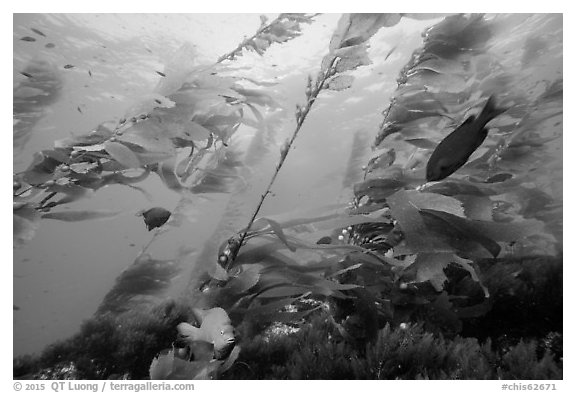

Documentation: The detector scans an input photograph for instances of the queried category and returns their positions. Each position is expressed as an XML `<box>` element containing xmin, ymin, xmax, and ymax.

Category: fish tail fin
<box><xmin>477</xmin><ymin>95</ymin><xmax>507</xmax><ymax>126</ymax></box>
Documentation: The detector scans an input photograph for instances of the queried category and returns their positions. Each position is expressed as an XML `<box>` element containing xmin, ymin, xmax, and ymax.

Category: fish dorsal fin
<box><xmin>462</xmin><ymin>115</ymin><xmax>476</xmax><ymax>125</ymax></box>
<box><xmin>177</xmin><ymin>322</ymin><xmax>211</xmax><ymax>343</ymax></box>
<box><xmin>191</xmin><ymin>308</ymin><xmax>210</xmax><ymax>324</ymax></box>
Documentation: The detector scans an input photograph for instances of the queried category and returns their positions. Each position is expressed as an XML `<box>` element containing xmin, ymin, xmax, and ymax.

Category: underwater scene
<box><xmin>13</xmin><ymin>13</ymin><xmax>562</xmax><ymax>380</ymax></box>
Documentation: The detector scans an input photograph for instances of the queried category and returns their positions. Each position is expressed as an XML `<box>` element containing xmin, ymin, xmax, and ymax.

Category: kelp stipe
<box><xmin>191</xmin><ymin>14</ymin><xmax>465</xmax><ymax>350</ymax></box>
<box><xmin>346</xmin><ymin>13</ymin><xmax>562</xmax><ymax>341</ymax></box>
<box><xmin>217</xmin><ymin>13</ymin><xmax>437</xmax><ymax>270</ymax></box>
<box><xmin>206</xmin><ymin>13</ymin><xmax>562</xmax><ymax>361</ymax></box>
<box><xmin>94</xmin><ymin>14</ymin><xmax>312</xmax><ymax>307</ymax></box>
<box><xmin>13</xmin><ymin>14</ymin><xmax>562</xmax><ymax>380</ymax></box>
<box><xmin>13</xmin><ymin>14</ymin><xmax>315</xmax><ymax>246</ymax></box>
<box><xmin>14</xmin><ymin>14</ymin><xmax>322</xmax><ymax>379</ymax></box>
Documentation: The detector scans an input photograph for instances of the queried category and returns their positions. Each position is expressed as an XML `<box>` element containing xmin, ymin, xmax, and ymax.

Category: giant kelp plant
<box><xmin>13</xmin><ymin>13</ymin><xmax>562</xmax><ymax>379</ymax></box>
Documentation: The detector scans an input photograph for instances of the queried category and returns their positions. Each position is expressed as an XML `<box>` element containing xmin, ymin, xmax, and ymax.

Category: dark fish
<box><xmin>426</xmin><ymin>95</ymin><xmax>506</xmax><ymax>182</ymax></box>
<box><xmin>64</xmin><ymin>64</ymin><xmax>75</xmax><ymax>69</ymax></box>
<box><xmin>13</xmin><ymin>305</ymin><xmax>20</xmax><ymax>311</ymax></box>
<box><xmin>154</xmin><ymin>99</ymin><xmax>162</xmax><ymax>104</ymax></box>
<box><xmin>45</xmin><ymin>43</ymin><xmax>55</xmax><ymax>48</ymax></box>
<box><xmin>20</xmin><ymin>36</ymin><xmax>36</xmax><ymax>42</ymax></box>
<box><xmin>20</xmin><ymin>72</ymin><xmax>33</xmax><ymax>78</ymax></box>
<box><xmin>138</xmin><ymin>207</ymin><xmax>171</xmax><ymax>230</ymax></box>
<box><xmin>77</xmin><ymin>106</ymin><xmax>83</xmax><ymax>113</ymax></box>
<box><xmin>31</xmin><ymin>28</ymin><xmax>46</xmax><ymax>37</ymax></box>
<box><xmin>88</xmin><ymin>70</ymin><xmax>92</xmax><ymax>77</ymax></box>
<box><xmin>316</xmin><ymin>236</ymin><xmax>332</xmax><ymax>245</ymax></box>
<box><xmin>155</xmin><ymin>71</ymin><xmax>166</xmax><ymax>77</ymax></box>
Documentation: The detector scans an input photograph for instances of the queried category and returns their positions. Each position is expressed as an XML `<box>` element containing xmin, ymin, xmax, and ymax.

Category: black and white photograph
<box><xmin>12</xmin><ymin>10</ymin><xmax>564</xmax><ymax>383</ymax></box>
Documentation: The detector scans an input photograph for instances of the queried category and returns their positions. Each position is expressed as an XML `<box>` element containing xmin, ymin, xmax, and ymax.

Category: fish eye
<box><xmin>220</xmin><ymin>330</ymin><xmax>224</xmax><ymax>335</ymax></box>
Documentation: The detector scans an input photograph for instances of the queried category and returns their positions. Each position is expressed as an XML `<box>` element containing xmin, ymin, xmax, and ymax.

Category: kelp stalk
<box><xmin>224</xmin><ymin>59</ymin><xmax>338</xmax><ymax>270</ymax></box>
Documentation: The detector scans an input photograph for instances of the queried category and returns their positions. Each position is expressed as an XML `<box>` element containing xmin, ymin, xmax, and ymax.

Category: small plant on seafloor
<box><xmin>13</xmin><ymin>14</ymin><xmax>562</xmax><ymax>380</ymax></box>
<box><xmin>196</xmin><ymin>14</ymin><xmax>561</xmax><ymax>373</ymax></box>
<box><xmin>218</xmin><ymin>316</ymin><xmax>561</xmax><ymax>380</ymax></box>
